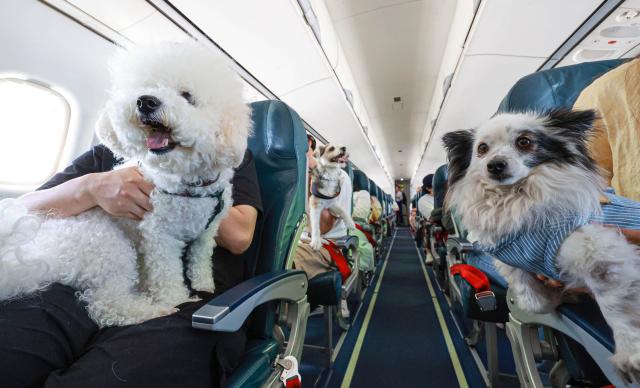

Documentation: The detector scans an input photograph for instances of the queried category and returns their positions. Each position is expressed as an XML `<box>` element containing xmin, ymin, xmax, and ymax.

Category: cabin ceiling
<box><xmin>412</xmin><ymin>0</ymin><xmax>604</xmax><ymax>187</ymax></box>
<box><xmin>324</xmin><ymin>0</ymin><xmax>458</xmax><ymax>179</ymax></box>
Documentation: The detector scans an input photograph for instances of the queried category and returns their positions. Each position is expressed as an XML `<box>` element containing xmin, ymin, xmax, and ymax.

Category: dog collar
<box><xmin>159</xmin><ymin>174</ymin><xmax>221</xmax><ymax>197</ymax></box>
<box><xmin>311</xmin><ymin>181</ymin><xmax>340</xmax><ymax>200</ymax></box>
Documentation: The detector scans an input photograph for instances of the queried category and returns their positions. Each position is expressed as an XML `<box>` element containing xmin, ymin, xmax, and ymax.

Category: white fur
<box><xmin>309</xmin><ymin>144</ymin><xmax>355</xmax><ymax>250</ymax></box>
<box><xmin>448</xmin><ymin>112</ymin><xmax>640</xmax><ymax>383</ymax></box>
<box><xmin>0</xmin><ymin>42</ymin><xmax>251</xmax><ymax>327</ymax></box>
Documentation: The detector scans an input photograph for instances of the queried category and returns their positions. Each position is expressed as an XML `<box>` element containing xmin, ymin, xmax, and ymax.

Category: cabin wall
<box><xmin>0</xmin><ymin>0</ymin><xmax>117</xmax><ymax>195</ymax></box>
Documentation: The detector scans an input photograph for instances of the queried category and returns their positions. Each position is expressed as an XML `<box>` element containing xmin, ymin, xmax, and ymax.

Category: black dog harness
<box><xmin>159</xmin><ymin>176</ymin><xmax>225</xmax><ymax>295</ymax></box>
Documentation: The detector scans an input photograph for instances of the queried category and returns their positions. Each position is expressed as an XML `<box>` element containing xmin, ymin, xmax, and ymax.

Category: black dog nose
<box><xmin>340</xmin><ymin>146</ymin><xmax>346</xmax><ymax>152</ymax></box>
<box><xmin>487</xmin><ymin>159</ymin><xmax>508</xmax><ymax>174</ymax></box>
<box><xmin>137</xmin><ymin>95</ymin><xmax>161</xmax><ymax>114</ymax></box>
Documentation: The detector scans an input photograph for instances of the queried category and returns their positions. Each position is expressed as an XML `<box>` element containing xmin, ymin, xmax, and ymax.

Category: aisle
<box><xmin>339</xmin><ymin>228</ymin><xmax>467</xmax><ymax>388</ymax></box>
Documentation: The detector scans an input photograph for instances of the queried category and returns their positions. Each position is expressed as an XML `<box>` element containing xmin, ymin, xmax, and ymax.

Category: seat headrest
<box><xmin>497</xmin><ymin>59</ymin><xmax>625</xmax><ymax>113</ymax></box>
<box><xmin>342</xmin><ymin>162</ymin><xmax>354</xmax><ymax>184</ymax></box>
<box><xmin>367</xmin><ymin>178</ymin><xmax>377</xmax><ymax>197</ymax></box>
<box><xmin>433</xmin><ymin>164</ymin><xmax>448</xmax><ymax>209</ymax></box>
<box><xmin>353</xmin><ymin>170</ymin><xmax>369</xmax><ymax>192</ymax></box>
<box><xmin>246</xmin><ymin>100</ymin><xmax>307</xmax><ymax>340</ymax></box>
<box><xmin>247</xmin><ymin>100</ymin><xmax>307</xmax><ymax>274</ymax></box>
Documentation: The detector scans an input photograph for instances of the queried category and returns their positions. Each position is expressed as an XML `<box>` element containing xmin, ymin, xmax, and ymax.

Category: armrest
<box><xmin>332</xmin><ymin>235</ymin><xmax>359</xmax><ymax>251</ymax></box>
<box><xmin>446</xmin><ymin>236</ymin><xmax>473</xmax><ymax>254</ymax></box>
<box><xmin>192</xmin><ymin>270</ymin><xmax>308</xmax><ymax>332</ymax></box>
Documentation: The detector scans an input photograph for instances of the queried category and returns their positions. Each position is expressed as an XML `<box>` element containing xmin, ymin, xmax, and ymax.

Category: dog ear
<box><xmin>314</xmin><ymin>145</ymin><xmax>325</xmax><ymax>159</ymax></box>
<box><xmin>95</xmin><ymin>107</ymin><xmax>130</xmax><ymax>159</ymax></box>
<box><xmin>217</xmin><ymin>102</ymin><xmax>252</xmax><ymax>168</ymax></box>
<box><xmin>442</xmin><ymin>129</ymin><xmax>474</xmax><ymax>186</ymax></box>
<box><xmin>543</xmin><ymin>108</ymin><xmax>597</xmax><ymax>141</ymax></box>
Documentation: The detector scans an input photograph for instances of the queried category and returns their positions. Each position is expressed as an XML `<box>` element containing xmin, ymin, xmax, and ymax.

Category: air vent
<box><xmin>392</xmin><ymin>97</ymin><xmax>404</xmax><ymax>111</ymax></box>
<box><xmin>573</xmin><ymin>48</ymin><xmax>617</xmax><ymax>61</ymax></box>
<box><xmin>600</xmin><ymin>25</ymin><xmax>640</xmax><ymax>38</ymax></box>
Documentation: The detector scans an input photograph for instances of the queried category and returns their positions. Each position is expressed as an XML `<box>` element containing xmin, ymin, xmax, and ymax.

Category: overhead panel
<box><xmin>170</xmin><ymin>0</ymin><xmax>392</xmax><ymax>189</ymax></box>
<box><xmin>558</xmin><ymin>1</ymin><xmax>640</xmax><ymax>67</ymax></box>
<box><xmin>412</xmin><ymin>0</ymin><xmax>602</xmax><ymax>186</ymax></box>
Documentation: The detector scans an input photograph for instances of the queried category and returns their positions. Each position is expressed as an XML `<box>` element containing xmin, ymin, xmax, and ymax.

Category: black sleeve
<box><xmin>37</xmin><ymin>145</ymin><xmax>119</xmax><ymax>191</ymax></box>
<box><xmin>230</xmin><ymin>150</ymin><xmax>262</xmax><ymax>214</ymax></box>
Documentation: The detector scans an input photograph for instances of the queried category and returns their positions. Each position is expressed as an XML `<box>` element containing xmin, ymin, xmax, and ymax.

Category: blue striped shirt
<box><xmin>476</xmin><ymin>190</ymin><xmax>640</xmax><ymax>281</ymax></box>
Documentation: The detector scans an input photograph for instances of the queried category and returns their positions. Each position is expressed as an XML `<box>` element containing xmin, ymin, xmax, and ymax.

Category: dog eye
<box><xmin>180</xmin><ymin>91</ymin><xmax>195</xmax><ymax>105</ymax></box>
<box><xmin>516</xmin><ymin>137</ymin><xmax>532</xmax><ymax>150</ymax></box>
<box><xmin>477</xmin><ymin>142</ymin><xmax>489</xmax><ymax>156</ymax></box>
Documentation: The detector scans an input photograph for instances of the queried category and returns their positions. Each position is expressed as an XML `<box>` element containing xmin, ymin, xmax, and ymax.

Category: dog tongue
<box><xmin>147</xmin><ymin>132</ymin><xmax>170</xmax><ymax>150</ymax></box>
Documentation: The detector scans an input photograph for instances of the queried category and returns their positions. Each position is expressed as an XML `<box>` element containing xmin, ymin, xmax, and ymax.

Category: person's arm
<box><xmin>215</xmin><ymin>205</ymin><xmax>258</xmax><ymax>255</ymax></box>
<box><xmin>19</xmin><ymin>167</ymin><xmax>154</xmax><ymax>219</ymax></box>
<box><xmin>319</xmin><ymin>210</ymin><xmax>337</xmax><ymax>234</ymax></box>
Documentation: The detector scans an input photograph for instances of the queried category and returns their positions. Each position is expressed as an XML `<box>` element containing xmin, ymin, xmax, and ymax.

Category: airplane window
<box><xmin>0</xmin><ymin>78</ymin><xmax>70</xmax><ymax>186</ymax></box>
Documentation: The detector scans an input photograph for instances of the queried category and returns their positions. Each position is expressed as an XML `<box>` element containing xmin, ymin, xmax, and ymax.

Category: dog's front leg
<box><xmin>494</xmin><ymin>260</ymin><xmax>562</xmax><ymax>314</ymax></box>
<box><xmin>328</xmin><ymin>203</ymin><xmax>356</xmax><ymax>230</ymax></box>
<box><xmin>185</xmin><ymin>224</ymin><xmax>217</xmax><ymax>294</ymax></box>
<box><xmin>558</xmin><ymin>224</ymin><xmax>640</xmax><ymax>384</ymax></box>
<box><xmin>139</xmin><ymin>226</ymin><xmax>192</xmax><ymax>307</ymax></box>
<box><xmin>309</xmin><ymin>198</ymin><xmax>323</xmax><ymax>251</ymax></box>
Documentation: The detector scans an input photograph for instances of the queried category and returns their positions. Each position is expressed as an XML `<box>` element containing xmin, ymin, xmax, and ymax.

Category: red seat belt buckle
<box><xmin>450</xmin><ymin>264</ymin><xmax>497</xmax><ymax>312</ymax></box>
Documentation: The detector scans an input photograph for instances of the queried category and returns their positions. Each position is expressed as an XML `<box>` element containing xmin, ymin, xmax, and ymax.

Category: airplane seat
<box><xmin>303</xmin><ymin>162</ymin><xmax>362</xmax><ymax>367</ymax></box>
<box><xmin>429</xmin><ymin>164</ymin><xmax>451</xmax><ymax>280</ymax></box>
<box><xmin>191</xmin><ymin>100</ymin><xmax>310</xmax><ymax>387</ymax></box>
<box><xmin>493</xmin><ymin>59</ymin><xmax>628</xmax><ymax>387</ymax></box>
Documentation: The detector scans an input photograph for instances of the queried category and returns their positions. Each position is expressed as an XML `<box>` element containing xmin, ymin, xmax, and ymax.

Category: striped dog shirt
<box><xmin>475</xmin><ymin>190</ymin><xmax>640</xmax><ymax>281</ymax></box>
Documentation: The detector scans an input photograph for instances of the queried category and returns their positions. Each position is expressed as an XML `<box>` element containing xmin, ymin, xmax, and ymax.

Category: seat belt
<box><xmin>355</xmin><ymin>223</ymin><xmax>376</xmax><ymax>246</ymax></box>
<box><xmin>450</xmin><ymin>264</ymin><xmax>497</xmax><ymax>312</ymax></box>
<box><xmin>323</xmin><ymin>240</ymin><xmax>352</xmax><ymax>283</ymax></box>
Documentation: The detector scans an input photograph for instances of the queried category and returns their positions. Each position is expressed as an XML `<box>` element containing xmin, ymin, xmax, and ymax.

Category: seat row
<box><xmin>418</xmin><ymin>59</ymin><xmax>630</xmax><ymax>387</ymax></box>
<box><xmin>190</xmin><ymin>99</ymin><xmax>395</xmax><ymax>386</ymax></box>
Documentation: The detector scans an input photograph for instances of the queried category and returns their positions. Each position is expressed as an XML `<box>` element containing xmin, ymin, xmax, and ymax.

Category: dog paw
<box><xmin>191</xmin><ymin>279</ymin><xmax>215</xmax><ymax>294</ymax></box>
<box><xmin>310</xmin><ymin>238</ymin><xmax>323</xmax><ymax>251</ymax></box>
<box><xmin>611</xmin><ymin>351</ymin><xmax>640</xmax><ymax>385</ymax></box>
<box><xmin>346</xmin><ymin>220</ymin><xmax>356</xmax><ymax>230</ymax></box>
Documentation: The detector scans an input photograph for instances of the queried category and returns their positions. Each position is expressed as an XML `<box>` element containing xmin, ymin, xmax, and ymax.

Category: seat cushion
<box><xmin>227</xmin><ymin>339</ymin><xmax>281</xmax><ymax>388</ymax></box>
<box><xmin>559</xmin><ymin>296</ymin><xmax>614</xmax><ymax>353</ymax></box>
<box><xmin>307</xmin><ymin>271</ymin><xmax>342</xmax><ymax>308</ymax></box>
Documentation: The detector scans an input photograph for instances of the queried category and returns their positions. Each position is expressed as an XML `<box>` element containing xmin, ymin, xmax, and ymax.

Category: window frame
<box><xmin>0</xmin><ymin>77</ymin><xmax>72</xmax><ymax>187</ymax></box>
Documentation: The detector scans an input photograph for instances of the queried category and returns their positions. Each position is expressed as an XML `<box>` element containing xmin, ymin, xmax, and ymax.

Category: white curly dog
<box><xmin>0</xmin><ymin>42</ymin><xmax>251</xmax><ymax>327</ymax></box>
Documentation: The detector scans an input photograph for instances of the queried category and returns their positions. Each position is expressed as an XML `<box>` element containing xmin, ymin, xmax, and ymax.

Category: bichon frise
<box><xmin>0</xmin><ymin>42</ymin><xmax>251</xmax><ymax>327</ymax></box>
<box><xmin>443</xmin><ymin>108</ymin><xmax>640</xmax><ymax>382</ymax></box>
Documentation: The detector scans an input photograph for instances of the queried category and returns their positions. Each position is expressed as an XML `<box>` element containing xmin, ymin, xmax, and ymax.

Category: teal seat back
<box><xmin>343</xmin><ymin>162</ymin><xmax>354</xmax><ymax>183</ymax></box>
<box><xmin>497</xmin><ymin>59</ymin><xmax>624</xmax><ymax>113</ymax></box>
<box><xmin>353</xmin><ymin>169</ymin><xmax>369</xmax><ymax>192</ymax></box>
<box><xmin>245</xmin><ymin>100</ymin><xmax>307</xmax><ymax>340</ymax></box>
<box><xmin>433</xmin><ymin>164</ymin><xmax>448</xmax><ymax>209</ymax></box>
<box><xmin>367</xmin><ymin>178</ymin><xmax>376</xmax><ymax>197</ymax></box>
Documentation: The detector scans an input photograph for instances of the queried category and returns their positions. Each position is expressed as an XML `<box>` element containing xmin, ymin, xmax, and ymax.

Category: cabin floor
<box><xmin>299</xmin><ymin>228</ymin><xmax>519</xmax><ymax>387</ymax></box>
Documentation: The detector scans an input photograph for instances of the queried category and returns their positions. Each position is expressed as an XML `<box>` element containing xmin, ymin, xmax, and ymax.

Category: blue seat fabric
<box><xmin>228</xmin><ymin>100</ymin><xmax>307</xmax><ymax>386</ymax></box>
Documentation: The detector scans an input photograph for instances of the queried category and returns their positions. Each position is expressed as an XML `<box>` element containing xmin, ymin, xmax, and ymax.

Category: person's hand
<box><xmin>88</xmin><ymin>167</ymin><xmax>154</xmax><ymax>219</ymax></box>
<box><xmin>535</xmin><ymin>274</ymin><xmax>591</xmax><ymax>295</ymax></box>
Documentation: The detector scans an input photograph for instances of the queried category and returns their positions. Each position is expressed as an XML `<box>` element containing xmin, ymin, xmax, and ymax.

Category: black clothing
<box><xmin>1</xmin><ymin>145</ymin><xmax>262</xmax><ymax>387</ymax></box>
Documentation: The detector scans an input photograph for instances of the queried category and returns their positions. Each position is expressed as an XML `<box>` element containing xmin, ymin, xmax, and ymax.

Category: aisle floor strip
<box><xmin>339</xmin><ymin>231</ymin><xmax>397</xmax><ymax>388</ymax></box>
<box><xmin>415</xmin><ymin>244</ymin><xmax>469</xmax><ymax>388</ymax></box>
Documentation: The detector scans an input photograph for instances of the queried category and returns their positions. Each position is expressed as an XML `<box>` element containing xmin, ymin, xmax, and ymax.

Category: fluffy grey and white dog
<box><xmin>443</xmin><ymin>108</ymin><xmax>640</xmax><ymax>382</ymax></box>
<box><xmin>0</xmin><ymin>42</ymin><xmax>251</xmax><ymax>327</ymax></box>
<box><xmin>308</xmin><ymin>144</ymin><xmax>355</xmax><ymax>250</ymax></box>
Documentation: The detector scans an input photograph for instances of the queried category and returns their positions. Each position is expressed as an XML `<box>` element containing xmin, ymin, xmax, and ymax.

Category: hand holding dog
<box><xmin>88</xmin><ymin>167</ymin><xmax>154</xmax><ymax>220</ymax></box>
